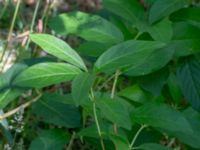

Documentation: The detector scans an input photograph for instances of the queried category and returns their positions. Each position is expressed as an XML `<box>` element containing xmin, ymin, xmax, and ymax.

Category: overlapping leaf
<box><xmin>13</xmin><ymin>63</ymin><xmax>81</xmax><ymax>88</ymax></box>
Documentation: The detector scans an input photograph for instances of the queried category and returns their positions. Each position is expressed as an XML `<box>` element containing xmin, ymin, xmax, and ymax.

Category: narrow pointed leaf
<box><xmin>13</xmin><ymin>63</ymin><xmax>81</xmax><ymax>88</ymax></box>
<box><xmin>95</xmin><ymin>40</ymin><xmax>166</xmax><ymax>73</ymax></box>
<box><xmin>30</xmin><ymin>34</ymin><xmax>87</xmax><ymax>70</ymax></box>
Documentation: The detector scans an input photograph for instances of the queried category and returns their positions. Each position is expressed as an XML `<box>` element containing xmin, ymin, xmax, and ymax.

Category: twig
<box><xmin>66</xmin><ymin>132</ymin><xmax>76</xmax><ymax>150</ymax></box>
<box><xmin>0</xmin><ymin>94</ymin><xmax>42</xmax><ymax>121</ymax></box>
<box><xmin>111</xmin><ymin>70</ymin><xmax>120</xmax><ymax>134</ymax></box>
<box><xmin>25</xmin><ymin>0</ymin><xmax>41</xmax><ymax>50</ymax></box>
<box><xmin>89</xmin><ymin>89</ymin><xmax>106</xmax><ymax>150</ymax></box>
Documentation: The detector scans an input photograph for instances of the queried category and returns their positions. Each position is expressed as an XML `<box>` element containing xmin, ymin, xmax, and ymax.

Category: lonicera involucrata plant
<box><xmin>1</xmin><ymin>0</ymin><xmax>200</xmax><ymax>150</ymax></box>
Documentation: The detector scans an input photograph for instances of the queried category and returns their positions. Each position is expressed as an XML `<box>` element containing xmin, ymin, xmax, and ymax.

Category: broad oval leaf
<box><xmin>177</xmin><ymin>58</ymin><xmax>200</xmax><ymax>111</ymax></box>
<box><xmin>95</xmin><ymin>40</ymin><xmax>166</xmax><ymax>73</ymax></box>
<box><xmin>13</xmin><ymin>62</ymin><xmax>81</xmax><ymax>88</ymax></box>
<box><xmin>32</xmin><ymin>93</ymin><xmax>81</xmax><ymax>128</ymax></box>
<box><xmin>131</xmin><ymin>102</ymin><xmax>192</xmax><ymax>134</ymax></box>
<box><xmin>30</xmin><ymin>34</ymin><xmax>87</xmax><ymax>70</ymax></box>
<box><xmin>149</xmin><ymin>0</ymin><xmax>190</xmax><ymax>24</ymax></box>
<box><xmin>29</xmin><ymin>129</ymin><xmax>70</xmax><ymax>150</ymax></box>
<box><xmin>96</xmin><ymin>97</ymin><xmax>132</xmax><ymax>130</ymax></box>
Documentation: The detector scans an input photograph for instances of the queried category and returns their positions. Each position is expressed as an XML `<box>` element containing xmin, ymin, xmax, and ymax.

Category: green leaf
<box><xmin>167</xmin><ymin>73</ymin><xmax>182</xmax><ymax>104</ymax></box>
<box><xmin>32</xmin><ymin>93</ymin><xmax>81</xmax><ymax>128</ymax></box>
<box><xmin>118</xmin><ymin>85</ymin><xmax>148</xmax><ymax>103</ymax></box>
<box><xmin>30</xmin><ymin>34</ymin><xmax>86</xmax><ymax>70</ymax></box>
<box><xmin>48</xmin><ymin>12</ymin><xmax>124</xmax><ymax>44</ymax></box>
<box><xmin>0</xmin><ymin>110</ymin><xmax>13</xmax><ymax>145</ymax></box>
<box><xmin>78</xmin><ymin>16</ymin><xmax>124</xmax><ymax>45</ymax></box>
<box><xmin>110</xmin><ymin>135</ymin><xmax>130</xmax><ymax>150</ymax></box>
<box><xmin>138</xmin><ymin>143</ymin><xmax>173</xmax><ymax>150</ymax></box>
<box><xmin>0</xmin><ymin>89</ymin><xmax>23</xmax><ymax>109</ymax></box>
<box><xmin>48</xmin><ymin>12</ymin><xmax>90</xmax><ymax>35</ymax></box>
<box><xmin>177</xmin><ymin>58</ymin><xmax>200</xmax><ymax>111</ymax></box>
<box><xmin>72</xmin><ymin>72</ymin><xmax>95</xmax><ymax>106</ymax></box>
<box><xmin>13</xmin><ymin>62</ymin><xmax>81</xmax><ymax>88</ymax></box>
<box><xmin>77</xmin><ymin>41</ymin><xmax>111</xmax><ymax>57</ymax></box>
<box><xmin>178</xmin><ymin>107</ymin><xmax>200</xmax><ymax>148</ymax></box>
<box><xmin>131</xmin><ymin>102</ymin><xmax>192</xmax><ymax>134</ymax></box>
<box><xmin>0</xmin><ymin>63</ymin><xmax>27</xmax><ymax>90</ymax></box>
<box><xmin>137</xmin><ymin>67</ymin><xmax>169</xmax><ymax>96</ymax></box>
<box><xmin>171</xmin><ymin>8</ymin><xmax>200</xmax><ymax>25</ymax></box>
<box><xmin>29</xmin><ymin>129</ymin><xmax>70</xmax><ymax>150</ymax></box>
<box><xmin>103</xmin><ymin>0</ymin><xmax>145</xmax><ymax>27</ymax></box>
<box><xmin>147</xmin><ymin>18</ymin><xmax>173</xmax><ymax>42</ymax></box>
<box><xmin>95</xmin><ymin>40</ymin><xmax>166</xmax><ymax>73</ymax></box>
<box><xmin>96</xmin><ymin>97</ymin><xmax>132</xmax><ymax>130</ymax></box>
<box><xmin>125</xmin><ymin>45</ymin><xmax>173</xmax><ymax>76</ymax></box>
<box><xmin>149</xmin><ymin>0</ymin><xmax>190</xmax><ymax>24</ymax></box>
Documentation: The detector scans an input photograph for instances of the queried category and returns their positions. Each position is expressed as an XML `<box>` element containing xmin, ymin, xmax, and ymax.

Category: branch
<box><xmin>0</xmin><ymin>94</ymin><xmax>42</xmax><ymax>121</ymax></box>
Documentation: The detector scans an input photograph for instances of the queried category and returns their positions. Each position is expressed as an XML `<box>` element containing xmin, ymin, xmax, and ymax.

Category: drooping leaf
<box><xmin>29</xmin><ymin>129</ymin><xmax>70</xmax><ymax>150</ymax></box>
<box><xmin>32</xmin><ymin>93</ymin><xmax>81</xmax><ymax>128</ymax></box>
<box><xmin>177</xmin><ymin>58</ymin><xmax>200</xmax><ymax>111</ymax></box>
<box><xmin>30</xmin><ymin>34</ymin><xmax>87</xmax><ymax>70</ymax></box>
<box><xmin>149</xmin><ymin>0</ymin><xmax>190</xmax><ymax>24</ymax></box>
<box><xmin>13</xmin><ymin>62</ymin><xmax>81</xmax><ymax>88</ymax></box>
<box><xmin>96</xmin><ymin>97</ymin><xmax>132</xmax><ymax>130</ymax></box>
<box><xmin>72</xmin><ymin>72</ymin><xmax>95</xmax><ymax>106</ymax></box>
<box><xmin>95</xmin><ymin>40</ymin><xmax>166</xmax><ymax>73</ymax></box>
<box><xmin>138</xmin><ymin>143</ymin><xmax>173</xmax><ymax>150</ymax></box>
<box><xmin>131</xmin><ymin>102</ymin><xmax>192</xmax><ymax>134</ymax></box>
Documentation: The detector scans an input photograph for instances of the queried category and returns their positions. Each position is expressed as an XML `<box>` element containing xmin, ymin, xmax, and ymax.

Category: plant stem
<box><xmin>66</xmin><ymin>132</ymin><xmax>76</xmax><ymax>150</ymax></box>
<box><xmin>25</xmin><ymin>0</ymin><xmax>41</xmax><ymax>50</ymax></box>
<box><xmin>0</xmin><ymin>94</ymin><xmax>42</xmax><ymax>121</ymax></box>
<box><xmin>134</xmin><ymin>32</ymin><xmax>142</xmax><ymax>40</ymax></box>
<box><xmin>89</xmin><ymin>89</ymin><xmax>106</xmax><ymax>150</ymax></box>
<box><xmin>130</xmin><ymin>125</ymin><xmax>147</xmax><ymax>149</ymax></box>
<box><xmin>111</xmin><ymin>70</ymin><xmax>120</xmax><ymax>99</ymax></box>
<box><xmin>111</xmin><ymin>70</ymin><xmax>120</xmax><ymax>134</ymax></box>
